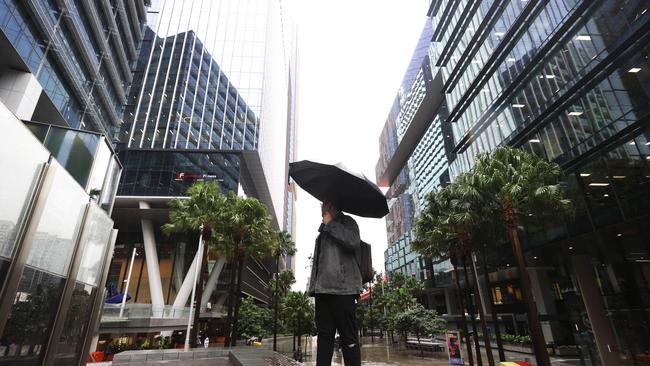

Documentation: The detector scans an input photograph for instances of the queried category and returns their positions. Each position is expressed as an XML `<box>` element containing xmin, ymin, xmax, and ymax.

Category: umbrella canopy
<box><xmin>289</xmin><ymin>160</ymin><xmax>389</xmax><ymax>218</ymax></box>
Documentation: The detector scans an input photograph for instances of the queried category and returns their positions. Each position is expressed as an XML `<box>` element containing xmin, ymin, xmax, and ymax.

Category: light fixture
<box><xmin>645</xmin><ymin>142</ymin><xmax>650</xmax><ymax>146</ymax></box>
<box><xmin>588</xmin><ymin>182</ymin><xmax>609</xmax><ymax>186</ymax></box>
<box><xmin>538</xmin><ymin>74</ymin><xmax>555</xmax><ymax>79</ymax></box>
<box><xmin>603</xmin><ymin>193</ymin><xmax>609</xmax><ymax>197</ymax></box>
<box><xmin>612</xmin><ymin>175</ymin><xmax>626</xmax><ymax>179</ymax></box>
<box><xmin>617</xmin><ymin>233</ymin><xmax>623</xmax><ymax>237</ymax></box>
<box><xmin>568</xmin><ymin>246</ymin><xmax>574</xmax><ymax>250</ymax></box>
<box><xmin>629</xmin><ymin>141</ymin><xmax>636</xmax><ymax>145</ymax></box>
<box><xmin>580</xmin><ymin>173</ymin><xmax>591</xmax><ymax>177</ymax></box>
<box><xmin>529</xmin><ymin>139</ymin><xmax>540</xmax><ymax>143</ymax></box>
<box><xmin>507</xmin><ymin>58</ymin><xmax>516</xmax><ymax>62</ymax></box>
<box><xmin>495</xmin><ymin>32</ymin><xmax>505</xmax><ymax>37</ymax></box>
<box><xmin>568</xmin><ymin>111</ymin><xmax>583</xmax><ymax>116</ymax></box>
<box><xmin>533</xmin><ymin>256</ymin><xmax>538</xmax><ymax>260</ymax></box>
<box><xmin>575</xmin><ymin>35</ymin><xmax>591</xmax><ymax>41</ymax></box>
<box><xmin>512</xmin><ymin>104</ymin><xmax>525</xmax><ymax>108</ymax></box>
<box><xmin>628</xmin><ymin>67</ymin><xmax>642</xmax><ymax>73</ymax></box>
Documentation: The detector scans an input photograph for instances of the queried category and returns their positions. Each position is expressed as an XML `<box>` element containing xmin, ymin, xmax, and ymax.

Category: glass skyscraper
<box><xmin>96</xmin><ymin>0</ymin><xmax>298</xmax><ymax>351</ymax></box>
<box><xmin>0</xmin><ymin>0</ymin><xmax>147</xmax><ymax>364</ymax></box>
<box><xmin>378</xmin><ymin>0</ymin><xmax>650</xmax><ymax>364</ymax></box>
<box><xmin>0</xmin><ymin>0</ymin><xmax>147</xmax><ymax>135</ymax></box>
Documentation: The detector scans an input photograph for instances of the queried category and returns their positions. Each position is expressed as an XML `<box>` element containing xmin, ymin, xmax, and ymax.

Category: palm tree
<box><xmin>471</xmin><ymin>147</ymin><xmax>573</xmax><ymax>366</ymax></box>
<box><xmin>273</xmin><ymin>230</ymin><xmax>296</xmax><ymax>351</ymax></box>
<box><xmin>414</xmin><ymin>180</ymin><xmax>496</xmax><ymax>366</ymax></box>
<box><xmin>220</xmin><ymin>192</ymin><xmax>277</xmax><ymax>346</ymax></box>
<box><xmin>163</xmin><ymin>181</ymin><xmax>228</xmax><ymax>347</ymax></box>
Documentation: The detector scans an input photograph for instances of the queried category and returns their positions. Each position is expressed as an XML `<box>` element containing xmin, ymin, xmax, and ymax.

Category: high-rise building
<box><xmin>377</xmin><ymin>20</ymin><xmax>451</xmax><ymax>310</ymax></box>
<box><xmin>98</xmin><ymin>0</ymin><xmax>298</xmax><ymax>349</ymax></box>
<box><xmin>378</xmin><ymin>0</ymin><xmax>650</xmax><ymax>363</ymax></box>
<box><xmin>0</xmin><ymin>0</ymin><xmax>147</xmax><ymax>364</ymax></box>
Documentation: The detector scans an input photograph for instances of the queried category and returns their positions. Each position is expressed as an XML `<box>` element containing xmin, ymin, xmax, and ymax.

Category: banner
<box><xmin>446</xmin><ymin>331</ymin><xmax>463</xmax><ymax>365</ymax></box>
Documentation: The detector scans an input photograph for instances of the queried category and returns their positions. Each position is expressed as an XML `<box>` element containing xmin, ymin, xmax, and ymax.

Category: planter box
<box><xmin>555</xmin><ymin>345</ymin><xmax>579</xmax><ymax>356</ymax></box>
<box><xmin>502</xmin><ymin>342</ymin><xmax>534</xmax><ymax>354</ymax></box>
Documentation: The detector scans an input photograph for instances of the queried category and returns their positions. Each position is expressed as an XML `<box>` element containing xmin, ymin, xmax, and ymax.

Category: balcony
<box><xmin>24</xmin><ymin>120</ymin><xmax>122</xmax><ymax>214</ymax></box>
<box><xmin>99</xmin><ymin>304</ymin><xmax>191</xmax><ymax>334</ymax></box>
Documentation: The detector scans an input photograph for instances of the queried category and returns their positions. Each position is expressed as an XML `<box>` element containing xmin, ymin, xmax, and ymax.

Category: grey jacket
<box><xmin>308</xmin><ymin>213</ymin><xmax>362</xmax><ymax>296</ymax></box>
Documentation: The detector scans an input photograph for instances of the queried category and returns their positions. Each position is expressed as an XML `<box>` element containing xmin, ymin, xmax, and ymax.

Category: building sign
<box><xmin>446</xmin><ymin>331</ymin><xmax>463</xmax><ymax>365</ymax></box>
<box><xmin>174</xmin><ymin>172</ymin><xmax>218</xmax><ymax>181</ymax></box>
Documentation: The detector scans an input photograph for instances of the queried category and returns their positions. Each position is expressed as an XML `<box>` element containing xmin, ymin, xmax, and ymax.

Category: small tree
<box><xmin>273</xmin><ymin>231</ymin><xmax>296</xmax><ymax>351</ymax></box>
<box><xmin>237</xmin><ymin>297</ymin><xmax>272</xmax><ymax>339</ymax></box>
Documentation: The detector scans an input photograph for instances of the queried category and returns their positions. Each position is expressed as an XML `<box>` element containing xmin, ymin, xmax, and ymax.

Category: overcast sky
<box><xmin>290</xmin><ymin>1</ymin><xmax>430</xmax><ymax>291</ymax></box>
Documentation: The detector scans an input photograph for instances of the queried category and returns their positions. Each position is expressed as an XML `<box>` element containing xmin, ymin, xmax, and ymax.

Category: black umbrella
<box><xmin>288</xmin><ymin>160</ymin><xmax>389</xmax><ymax>218</ymax></box>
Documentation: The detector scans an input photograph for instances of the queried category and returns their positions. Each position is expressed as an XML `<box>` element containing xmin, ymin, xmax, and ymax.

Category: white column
<box><xmin>139</xmin><ymin>201</ymin><xmax>165</xmax><ymax>313</ymax></box>
<box><xmin>200</xmin><ymin>256</ymin><xmax>227</xmax><ymax>312</ymax></box>
<box><xmin>172</xmin><ymin>249</ymin><xmax>201</xmax><ymax>310</ymax></box>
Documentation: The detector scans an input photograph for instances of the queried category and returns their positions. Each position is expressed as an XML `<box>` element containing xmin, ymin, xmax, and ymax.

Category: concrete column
<box><xmin>214</xmin><ymin>293</ymin><xmax>228</xmax><ymax>314</ymax></box>
<box><xmin>171</xmin><ymin>249</ymin><xmax>201</xmax><ymax>309</ymax></box>
<box><xmin>0</xmin><ymin>70</ymin><xmax>42</xmax><ymax>120</ymax></box>
<box><xmin>200</xmin><ymin>256</ymin><xmax>227</xmax><ymax>312</ymax></box>
<box><xmin>529</xmin><ymin>267</ymin><xmax>563</xmax><ymax>344</ymax></box>
<box><xmin>571</xmin><ymin>255</ymin><xmax>622</xmax><ymax>366</ymax></box>
<box><xmin>139</xmin><ymin>201</ymin><xmax>165</xmax><ymax>312</ymax></box>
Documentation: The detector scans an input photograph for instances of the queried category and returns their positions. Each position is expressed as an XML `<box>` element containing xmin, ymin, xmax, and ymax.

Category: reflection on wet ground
<box><xmin>274</xmin><ymin>336</ymin><xmax>583</xmax><ymax>366</ymax></box>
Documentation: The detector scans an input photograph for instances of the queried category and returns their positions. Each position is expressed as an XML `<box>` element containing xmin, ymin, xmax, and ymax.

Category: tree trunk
<box><xmin>481</xmin><ymin>248</ymin><xmax>505</xmax><ymax>361</ymax></box>
<box><xmin>453</xmin><ymin>260</ymin><xmax>474</xmax><ymax>366</ymax></box>
<box><xmin>273</xmin><ymin>254</ymin><xmax>280</xmax><ymax>351</ymax></box>
<box><xmin>468</xmin><ymin>251</ymin><xmax>495</xmax><ymax>366</ymax></box>
<box><xmin>292</xmin><ymin>332</ymin><xmax>296</xmax><ymax>352</ymax></box>
<box><xmin>224</xmin><ymin>253</ymin><xmax>239</xmax><ymax>347</ymax></box>
<box><xmin>463</xmin><ymin>256</ymin><xmax>483</xmax><ymax>366</ymax></box>
<box><xmin>370</xmin><ymin>287</ymin><xmax>374</xmax><ymax>343</ymax></box>
<box><xmin>509</xmin><ymin>225</ymin><xmax>552</xmax><ymax>366</ymax></box>
<box><xmin>190</xmin><ymin>233</ymin><xmax>209</xmax><ymax>348</ymax></box>
<box><xmin>417</xmin><ymin>332</ymin><xmax>423</xmax><ymax>358</ymax></box>
<box><xmin>230</xmin><ymin>253</ymin><xmax>246</xmax><ymax>346</ymax></box>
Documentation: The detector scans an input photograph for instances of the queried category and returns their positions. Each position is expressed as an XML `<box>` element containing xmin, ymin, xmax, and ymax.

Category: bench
<box><xmin>405</xmin><ymin>337</ymin><xmax>445</xmax><ymax>352</ymax></box>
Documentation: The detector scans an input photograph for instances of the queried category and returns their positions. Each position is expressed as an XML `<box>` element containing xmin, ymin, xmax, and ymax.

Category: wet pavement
<box><xmin>274</xmin><ymin>336</ymin><xmax>584</xmax><ymax>366</ymax></box>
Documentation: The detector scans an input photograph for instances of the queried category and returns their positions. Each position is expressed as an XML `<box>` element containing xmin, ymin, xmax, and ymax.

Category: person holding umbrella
<box><xmin>289</xmin><ymin>160</ymin><xmax>389</xmax><ymax>366</ymax></box>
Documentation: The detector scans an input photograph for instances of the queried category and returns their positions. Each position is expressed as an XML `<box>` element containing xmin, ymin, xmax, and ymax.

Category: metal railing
<box><xmin>101</xmin><ymin>303</ymin><xmax>191</xmax><ymax>320</ymax></box>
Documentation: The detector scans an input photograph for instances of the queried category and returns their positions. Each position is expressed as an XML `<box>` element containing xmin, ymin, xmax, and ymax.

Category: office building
<box><xmin>378</xmin><ymin>20</ymin><xmax>452</xmax><ymax>310</ymax></box>
<box><xmin>0</xmin><ymin>0</ymin><xmax>147</xmax><ymax>364</ymax></box>
<box><xmin>378</xmin><ymin>0</ymin><xmax>650</xmax><ymax>363</ymax></box>
<box><xmin>99</xmin><ymin>0</ymin><xmax>298</xmax><ymax>349</ymax></box>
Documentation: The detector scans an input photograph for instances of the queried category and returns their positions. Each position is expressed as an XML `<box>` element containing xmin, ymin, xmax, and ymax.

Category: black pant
<box><xmin>315</xmin><ymin>294</ymin><xmax>361</xmax><ymax>366</ymax></box>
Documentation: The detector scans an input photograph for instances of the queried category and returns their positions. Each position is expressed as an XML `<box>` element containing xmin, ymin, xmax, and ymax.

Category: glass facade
<box><xmin>379</xmin><ymin>0</ymin><xmax>650</xmax><ymax>363</ymax></box>
<box><xmin>117</xmin><ymin>150</ymin><xmax>242</xmax><ymax>197</ymax></box>
<box><xmin>0</xmin><ymin>105</ymin><xmax>116</xmax><ymax>365</ymax></box>
<box><xmin>127</xmin><ymin>0</ymin><xmax>296</xmax><ymax>224</ymax></box>
<box><xmin>120</xmin><ymin>28</ymin><xmax>259</xmax><ymax>151</ymax></box>
<box><xmin>0</xmin><ymin>0</ymin><xmax>147</xmax><ymax>134</ymax></box>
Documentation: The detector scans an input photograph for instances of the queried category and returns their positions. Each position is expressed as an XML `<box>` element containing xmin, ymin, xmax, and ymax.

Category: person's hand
<box><xmin>322</xmin><ymin>210</ymin><xmax>332</xmax><ymax>225</ymax></box>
